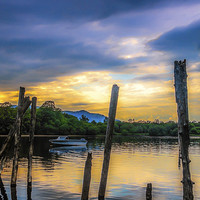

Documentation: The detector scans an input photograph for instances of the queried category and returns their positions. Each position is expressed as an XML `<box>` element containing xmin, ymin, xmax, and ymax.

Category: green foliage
<box><xmin>0</xmin><ymin>106</ymin><xmax>199</xmax><ymax>136</ymax></box>
<box><xmin>149</xmin><ymin>125</ymin><xmax>166</xmax><ymax>136</ymax></box>
<box><xmin>0</xmin><ymin>106</ymin><xmax>17</xmax><ymax>134</ymax></box>
<box><xmin>31</xmin><ymin>107</ymin><xmax>106</xmax><ymax>135</ymax></box>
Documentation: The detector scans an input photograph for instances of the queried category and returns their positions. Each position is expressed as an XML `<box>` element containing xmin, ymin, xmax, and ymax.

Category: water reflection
<box><xmin>0</xmin><ymin>176</ymin><xmax>8</xmax><ymax>200</ymax></box>
<box><xmin>0</xmin><ymin>136</ymin><xmax>199</xmax><ymax>199</ymax></box>
<box><xmin>49</xmin><ymin>146</ymin><xmax>87</xmax><ymax>155</ymax></box>
<box><xmin>10</xmin><ymin>186</ymin><xmax>17</xmax><ymax>200</ymax></box>
<box><xmin>27</xmin><ymin>186</ymin><xmax>32</xmax><ymax>200</ymax></box>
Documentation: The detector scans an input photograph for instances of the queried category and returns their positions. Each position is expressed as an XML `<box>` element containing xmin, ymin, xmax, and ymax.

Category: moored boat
<box><xmin>49</xmin><ymin>136</ymin><xmax>87</xmax><ymax>146</ymax></box>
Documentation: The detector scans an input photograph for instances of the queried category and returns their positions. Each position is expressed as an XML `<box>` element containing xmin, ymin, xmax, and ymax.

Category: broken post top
<box><xmin>87</xmin><ymin>152</ymin><xmax>92</xmax><ymax>160</ymax></box>
<box><xmin>112</xmin><ymin>84</ymin><xmax>119</xmax><ymax>90</ymax></box>
<box><xmin>174</xmin><ymin>58</ymin><xmax>188</xmax><ymax>105</ymax></box>
<box><xmin>174</xmin><ymin>59</ymin><xmax>186</xmax><ymax>65</ymax></box>
<box><xmin>32</xmin><ymin>97</ymin><xmax>37</xmax><ymax>101</ymax></box>
<box><xmin>18</xmin><ymin>87</ymin><xmax>25</xmax><ymax>107</ymax></box>
<box><xmin>108</xmin><ymin>84</ymin><xmax>119</xmax><ymax>120</ymax></box>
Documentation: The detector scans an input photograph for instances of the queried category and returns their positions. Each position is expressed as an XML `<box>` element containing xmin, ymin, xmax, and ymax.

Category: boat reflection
<box><xmin>49</xmin><ymin>146</ymin><xmax>87</xmax><ymax>155</ymax></box>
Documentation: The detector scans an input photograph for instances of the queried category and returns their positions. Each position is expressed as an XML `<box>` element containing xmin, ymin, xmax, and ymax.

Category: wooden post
<box><xmin>27</xmin><ymin>97</ymin><xmax>37</xmax><ymax>187</ymax></box>
<box><xmin>146</xmin><ymin>183</ymin><xmax>152</xmax><ymax>200</ymax></box>
<box><xmin>0</xmin><ymin>88</ymin><xmax>31</xmax><ymax>173</ymax></box>
<box><xmin>81</xmin><ymin>152</ymin><xmax>92</xmax><ymax>200</ymax></box>
<box><xmin>98</xmin><ymin>84</ymin><xmax>119</xmax><ymax>200</ymax></box>
<box><xmin>174</xmin><ymin>60</ymin><xmax>194</xmax><ymax>200</ymax></box>
<box><xmin>11</xmin><ymin>87</ymin><xmax>31</xmax><ymax>187</ymax></box>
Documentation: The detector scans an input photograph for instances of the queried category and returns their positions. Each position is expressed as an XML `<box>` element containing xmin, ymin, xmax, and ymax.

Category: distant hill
<box><xmin>63</xmin><ymin>110</ymin><xmax>106</xmax><ymax>123</ymax></box>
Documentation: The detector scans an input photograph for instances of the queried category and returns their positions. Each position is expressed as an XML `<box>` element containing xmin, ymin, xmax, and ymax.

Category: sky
<box><xmin>0</xmin><ymin>0</ymin><xmax>200</xmax><ymax>121</ymax></box>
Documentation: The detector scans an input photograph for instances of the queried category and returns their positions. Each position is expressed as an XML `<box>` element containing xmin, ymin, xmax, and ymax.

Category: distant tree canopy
<box><xmin>0</xmin><ymin>106</ymin><xmax>200</xmax><ymax>136</ymax></box>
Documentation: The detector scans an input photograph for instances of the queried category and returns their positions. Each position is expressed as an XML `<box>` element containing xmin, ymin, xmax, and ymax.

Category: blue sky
<box><xmin>0</xmin><ymin>0</ymin><xmax>200</xmax><ymax>121</ymax></box>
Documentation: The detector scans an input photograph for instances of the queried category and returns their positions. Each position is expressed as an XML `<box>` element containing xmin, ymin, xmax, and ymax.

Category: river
<box><xmin>0</xmin><ymin>136</ymin><xmax>200</xmax><ymax>199</ymax></box>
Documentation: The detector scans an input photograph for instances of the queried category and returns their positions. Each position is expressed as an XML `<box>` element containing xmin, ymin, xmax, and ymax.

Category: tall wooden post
<box><xmin>98</xmin><ymin>84</ymin><xmax>119</xmax><ymax>200</ymax></box>
<box><xmin>27</xmin><ymin>97</ymin><xmax>37</xmax><ymax>187</ymax></box>
<box><xmin>174</xmin><ymin>60</ymin><xmax>194</xmax><ymax>200</ymax></box>
<box><xmin>11</xmin><ymin>87</ymin><xmax>31</xmax><ymax>187</ymax></box>
<box><xmin>0</xmin><ymin>88</ymin><xmax>31</xmax><ymax>173</ymax></box>
<box><xmin>81</xmin><ymin>152</ymin><xmax>92</xmax><ymax>200</ymax></box>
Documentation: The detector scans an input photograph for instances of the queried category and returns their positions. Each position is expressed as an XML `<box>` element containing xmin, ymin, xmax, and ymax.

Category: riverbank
<box><xmin>0</xmin><ymin>134</ymin><xmax>200</xmax><ymax>139</ymax></box>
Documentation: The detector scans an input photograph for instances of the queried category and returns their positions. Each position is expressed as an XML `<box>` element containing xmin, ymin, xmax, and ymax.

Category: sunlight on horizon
<box><xmin>0</xmin><ymin>69</ymin><xmax>199</xmax><ymax>122</ymax></box>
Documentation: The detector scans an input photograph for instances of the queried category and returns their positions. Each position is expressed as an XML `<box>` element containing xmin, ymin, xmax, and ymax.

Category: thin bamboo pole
<box><xmin>27</xmin><ymin>97</ymin><xmax>37</xmax><ymax>187</ymax></box>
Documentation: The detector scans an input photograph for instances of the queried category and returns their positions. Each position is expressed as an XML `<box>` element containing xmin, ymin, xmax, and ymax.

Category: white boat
<box><xmin>49</xmin><ymin>136</ymin><xmax>87</xmax><ymax>146</ymax></box>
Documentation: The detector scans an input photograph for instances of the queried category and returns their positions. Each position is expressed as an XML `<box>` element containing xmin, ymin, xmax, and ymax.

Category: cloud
<box><xmin>70</xmin><ymin>103</ymin><xmax>91</xmax><ymax>106</ymax></box>
<box><xmin>0</xmin><ymin>37</ymin><xmax>125</xmax><ymax>88</ymax></box>
<box><xmin>148</xmin><ymin>20</ymin><xmax>200</xmax><ymax>61</ymax></box>
<box><xmin>132</xmin><ymin>73</ymin><xmax>170</xmax><ymax>82</ymax></box>
<box><xmin>1</xmin><ymin>0</ymin><xmax>199</xmax><ymax>24</ymax></box>
<box><xmin>1</xmin><ymin>0</ymin><xmax>200</xmax><ymax>90</ymax></box>
<box><xmin>1</xmin><ymin>0</ymin><xmax>200</xmax><ymax>121</ymax></box>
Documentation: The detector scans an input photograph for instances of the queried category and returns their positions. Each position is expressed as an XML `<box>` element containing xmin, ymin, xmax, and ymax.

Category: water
<box><xmin>1</xmin><ymin>136</ymin><xmax>200</xmax><ymax>200</ymax></box>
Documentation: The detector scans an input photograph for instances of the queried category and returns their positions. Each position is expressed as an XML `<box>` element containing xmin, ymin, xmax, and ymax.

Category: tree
<box><xmin>80</xmin><ymin>115</ymin><xmax>89</xmax><ymax>122</ymax></box>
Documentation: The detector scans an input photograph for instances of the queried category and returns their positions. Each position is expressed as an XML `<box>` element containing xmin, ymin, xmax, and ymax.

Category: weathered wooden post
<box><xmin>0</xmin><ymin>87</ymin><xmax>31</xmax><ymax>173</ymax></box>
<box><xmin>98</xmin><ymin>84</ymin><xmax>119</xmax><ymax>200</ymax></box>
<box><xmin>11</xmin><ymin>87</ymin><xmax>31</xmax><ymax>187</ymax></box>
<box><xmin>146</xmin><ymin>183</ymin><xmax>152</xmax><ymax>200</ymax></box>
<box><xmin>11</xmin><ymin>87</ymin><xmax>25</xmax><ymax>187</ymax></box>
<box><xmin>27</xmin><ymin>97</ymin><xmax>37</xmax><ymax>187</ymax></box>
<box><xmin>81</xmin><ymin>152</ymin><xmax>92</xmax><ymax>200</ymax></box>
<box><xmin>174</xmin><ymin>59</ymin><xmax>194</xmax><ymax>200</ymax></box>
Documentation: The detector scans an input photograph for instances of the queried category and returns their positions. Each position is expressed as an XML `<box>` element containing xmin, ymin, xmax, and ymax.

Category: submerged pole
<box><xmin>146</xmin><ymin>183</ymin><xmax>152</xmax><ymax>200</ymax></box>
<box><xmin>174</xmin><ymin>59</ymin><xmax>194</xmax><ymax>200</ymax></box>
<box><xmin>98</xmin><ymin>84</ymin><xmax>119</xmax><ymax>200</ymax></box>
<box><xmin>81</xmin><ymin>152</ymin><xmax>92</xmax><ymax>200</ymax></box>
<box><xmin>27</xmin><ymin>97</ymin><xmax>37</xmax><ymax>187</ymax></box>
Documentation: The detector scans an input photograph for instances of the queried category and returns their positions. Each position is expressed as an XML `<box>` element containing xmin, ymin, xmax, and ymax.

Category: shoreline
<box><xmin>0</xmin><ymin>135</ymin><xmax>199</xmax><ymax>139</ymax></box>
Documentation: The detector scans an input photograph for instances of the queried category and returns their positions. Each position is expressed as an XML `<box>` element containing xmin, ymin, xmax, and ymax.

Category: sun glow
<box><xmin>0</xmin><ymin>68</ymin><xmax>199</xmax><ymax>121</ymax></box>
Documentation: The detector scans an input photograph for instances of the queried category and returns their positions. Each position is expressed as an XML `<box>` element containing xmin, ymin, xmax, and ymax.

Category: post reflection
<box><xmin>27</xmin><ymin>185</ymin><xmax>32</xmax><ymax>200</ymax></box>
<box><xmin>10</xmin><ymin>186</ymin><xmax>17</xmax><ymax>200</ymax></box>
<box><xmin>0</xmin><ymin>176</ymin><xmax>8</xmax><ymax>200</ymax></box>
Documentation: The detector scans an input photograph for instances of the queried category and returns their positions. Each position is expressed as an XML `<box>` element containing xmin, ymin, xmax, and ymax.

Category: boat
<box><xmin>49</xmin><ymin>136</ymin><xmax>87</xmax><ymax>146</ymax></box>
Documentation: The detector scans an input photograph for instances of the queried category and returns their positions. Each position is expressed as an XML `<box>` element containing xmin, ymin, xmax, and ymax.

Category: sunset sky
<box><xmin>0</xmin><ymin>0</ymin><xmax>200</xmax><ymax>121</ymax></box>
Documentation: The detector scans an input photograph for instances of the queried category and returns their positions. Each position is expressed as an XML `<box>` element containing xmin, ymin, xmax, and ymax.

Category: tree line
<box><xmin>0</xmin><ymin>106</ymin><xmax>200</xmax><ymax>136</ymax></box>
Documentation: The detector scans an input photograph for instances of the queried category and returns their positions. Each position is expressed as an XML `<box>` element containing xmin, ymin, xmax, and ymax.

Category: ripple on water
<box><xmin>0</xmin><ymin>136</ymin><xmax>200</xmax><ymax>199</ymax></box>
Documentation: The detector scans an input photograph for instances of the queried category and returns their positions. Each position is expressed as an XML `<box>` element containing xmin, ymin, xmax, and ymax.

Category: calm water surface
<box><xmin>1</xmin><ymin>136</ymin><xmax>200</xmax><ymax>200</ymax></box>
